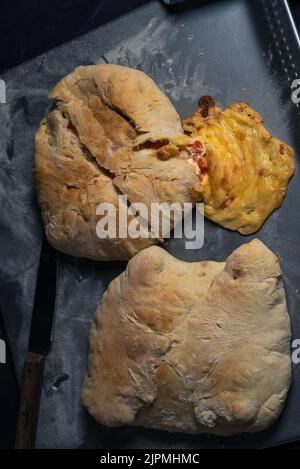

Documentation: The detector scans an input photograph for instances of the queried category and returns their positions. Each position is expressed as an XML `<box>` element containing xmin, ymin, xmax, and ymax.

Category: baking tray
<box><xmin>0</xmin><ymin>0</ymin><xmax>300</xmax><ymax>449</ymax></box>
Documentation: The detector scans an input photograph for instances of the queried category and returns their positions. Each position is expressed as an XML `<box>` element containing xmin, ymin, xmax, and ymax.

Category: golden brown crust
<box><xmin>49</xmin><ymin>64</ymin><xmax>183</xmax><ymax>145</ymax></box>
<box><xmin>35</xmin><ymin>110</ymin><xmax>156</xmax><ymax>260</ymax></box>
<box><xmin>35</xmin><ymin>65</ymin><xmax>200</xmax><ymax>260</ymax></box>
<box><xmin>183</xmin><ymin>99</ymin><xmax>295</xmax><ymax>234</ymax></box>
<box><xmin>82</xmin><ymin>239</ymin><xmax>292</xmax><ymax>435</ymax></box>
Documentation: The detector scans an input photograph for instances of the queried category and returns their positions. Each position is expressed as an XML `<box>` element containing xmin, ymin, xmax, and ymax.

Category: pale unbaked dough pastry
<box><xmin>82</xmin><ymin>239</ymin><xmax>292</xmax><ymax>435</ymax></box>
<box><xmin>35</xmin><ymin>64</ymin><xmax>200</xmax><ymax>260</ymax></box>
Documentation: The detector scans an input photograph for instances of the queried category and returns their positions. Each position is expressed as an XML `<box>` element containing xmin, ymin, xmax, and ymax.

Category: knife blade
<box><xmin>15</xmin><ymin>235</ymin><xmax>57</xmax><ymax>449</ymax></box>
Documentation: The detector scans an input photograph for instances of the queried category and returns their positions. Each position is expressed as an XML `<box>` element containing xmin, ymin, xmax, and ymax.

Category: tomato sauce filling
<box><xmin>187</xmin><ymin>140</ymin><xmax>207</xmax><ymax>174</ymax></box>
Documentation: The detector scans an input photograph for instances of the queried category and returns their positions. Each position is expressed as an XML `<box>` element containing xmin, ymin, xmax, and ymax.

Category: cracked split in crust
<box><xmin>35</xmin><ymin>64</ymin><xmax>201</xmax><ymax>260</ymax></box>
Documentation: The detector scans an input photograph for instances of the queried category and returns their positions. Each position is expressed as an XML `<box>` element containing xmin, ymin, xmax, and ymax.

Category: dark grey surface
<box><xmin>0</xmin><ymin>0</ymin><xmax>151</xmax><ymax>73</ymax></box>
<box><xmin>0</xmin><ymin>0</ymin><xmax>300</xmax><ymax>449</ymax></box>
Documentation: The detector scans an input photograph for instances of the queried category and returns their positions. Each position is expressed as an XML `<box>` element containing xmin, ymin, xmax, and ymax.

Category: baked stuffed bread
<box><xmin>82</xmin><ymin>239</ymin><xmax>291</xmax><ymax>435</ymax></box>
<box><xmin>183</xmin><ymin>96</ymin><xmax>295</xmax><ymax>234</ymax></box>
<box><xmin>35</xmin><ymin>64</ymin><xmax>200</xmax><ymax>260</ymax></box>
<box><xmin>35</xmin><ymin>66</ymin><xmax>295</xmax><ymax>260</ymax></box>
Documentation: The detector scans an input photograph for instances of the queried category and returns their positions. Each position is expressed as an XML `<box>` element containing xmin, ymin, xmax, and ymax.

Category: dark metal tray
<box><xmin>0</xmin><ymin>0</ymin><xmax>300</xmax><ymax>449</ymax></box>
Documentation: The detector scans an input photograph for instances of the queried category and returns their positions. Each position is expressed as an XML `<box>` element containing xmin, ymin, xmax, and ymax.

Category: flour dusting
<box><xmin>104</xmin><ymin>15</ymin><xmax>219</xmax><ymax>110</ymax></box>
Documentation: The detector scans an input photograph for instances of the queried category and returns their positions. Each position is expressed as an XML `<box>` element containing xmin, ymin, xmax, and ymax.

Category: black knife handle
<box><xmin>15</xmin><ymin>352</ymin><xmax>45</xmax><ymax>449</ymax></box>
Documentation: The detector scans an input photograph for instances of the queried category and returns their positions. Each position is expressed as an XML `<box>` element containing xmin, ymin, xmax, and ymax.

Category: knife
<box><xmin>15</xmin><ymin>235</ymin><xmax>57</xmax><ymax>449</ymax></box>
